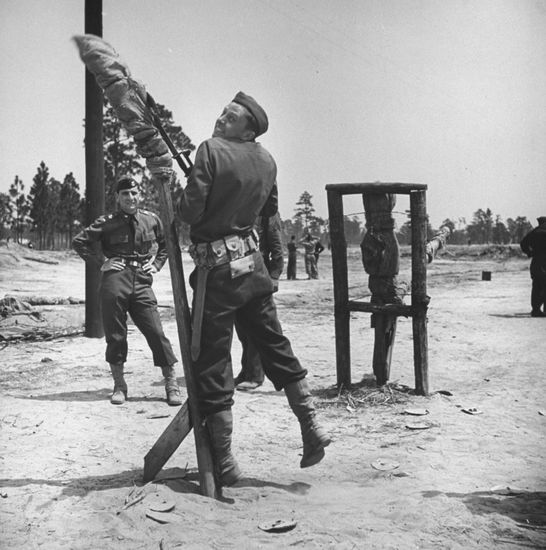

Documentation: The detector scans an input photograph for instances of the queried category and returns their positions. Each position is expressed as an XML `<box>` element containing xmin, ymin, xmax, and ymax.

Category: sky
<box><xmin>1</xmin><ymin>0</ymin><xmax>545</xmax><ymax>228</ymax></box>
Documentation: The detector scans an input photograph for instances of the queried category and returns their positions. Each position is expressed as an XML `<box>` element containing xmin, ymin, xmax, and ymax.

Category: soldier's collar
<box><xmin>120</xmin><ymin>210</ymin><xmax>140</xmax><ymax>223</ymax></box>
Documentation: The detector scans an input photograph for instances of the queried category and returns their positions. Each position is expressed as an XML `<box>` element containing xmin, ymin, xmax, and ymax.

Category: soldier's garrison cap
<box><xmin>232</xmin><ymin>91</ymin><xmax>269</xmax><ymax>137</ymax></box>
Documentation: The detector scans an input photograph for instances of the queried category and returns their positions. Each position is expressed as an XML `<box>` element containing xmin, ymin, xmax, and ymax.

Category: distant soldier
<box><xmin>300</xmin><ymin>233</ymin><xmax>319</xmax><ymax>279</ymax></box>
<box><xmin>286</xmin><ymin>235</ymin><xmax>297</xmax><ymax>280</ymax></box>
<box><xmin>520</xmin><ymin>216</ymin><xmax>546</xmax><ymax>317</ymax></box>
<box><xmin>72</xmin><ymin>176</ymin><xmax>181</xmax><ymax>405</ymax></box>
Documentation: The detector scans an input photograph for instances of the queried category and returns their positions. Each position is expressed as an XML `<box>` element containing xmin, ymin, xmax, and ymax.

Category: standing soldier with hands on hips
<box><xmin>72</xmin><ymin>176</ymin><xmax>181</xmax><ymax>406</ymax></box>
<box><xmin>177</xmin><ymin>91</ymin><xmax>331</xmax><ymax>486</ymax></box>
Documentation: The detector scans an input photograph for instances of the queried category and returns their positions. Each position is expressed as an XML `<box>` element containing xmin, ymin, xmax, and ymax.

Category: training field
<box><xmin>0</xmin><ymin>243</ymin><xmax>544</xmax><ymax>549</ymax></box>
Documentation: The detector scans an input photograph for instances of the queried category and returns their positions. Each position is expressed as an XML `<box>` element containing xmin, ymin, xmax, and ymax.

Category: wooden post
<box><xmin>372</xmin><ymin>314</ymin><xmax>397</xmax><ymax>386</ymax></box>
<box><xmin>410</xmin><ymin>190</ymin><xmax>429</xmax><ymax>395</ymax></box>
<box><xmin>327</xmin><ymin>189</ymin><xmax>351</xmax><ymax>388</ymax></box>
<box><xmin>83</xmin><ymin>0</ymin><xmax>104</xmax><ymax>338</ymax></box>
<box><xmin>143</xmin><ymin>172</ymin><xmax>217</xmax><ymax>498</ymax></box>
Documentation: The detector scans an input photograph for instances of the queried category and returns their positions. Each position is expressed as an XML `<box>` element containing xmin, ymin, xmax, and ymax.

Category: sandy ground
<box><xmin>0</xmin><ymin>243</ymin><xmax>545</xmax><ymax>549</ymax></box>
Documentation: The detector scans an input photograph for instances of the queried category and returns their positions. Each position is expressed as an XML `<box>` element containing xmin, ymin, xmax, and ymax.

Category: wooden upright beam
<box><xmin>327</xmin><ymin>189</ymin><xmax>351</xmax><ymax>388</ymax></box>
<box><xmin>372</xmin><ymin>314</ymin><xmax>397</xmax><ymax>386</ymax></box>
<box><xmin>410</xmin><ymin>190</ymin><xmax>429</xmax><ymax>395</ymax></box>
<box><xmin>83</xmin><ymin>0</ymin><xmax>104</xmax><ymax>338</ymax></box>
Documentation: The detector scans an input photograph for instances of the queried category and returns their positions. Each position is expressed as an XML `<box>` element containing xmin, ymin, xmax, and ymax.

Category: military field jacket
<box><xmin>72</xmin><ymin>209</ymin><xmax>167</xmax><ymax>271</ymax></box>
<box><xmin>178</xmin><ymin>137</ymin><xmax>278</xmax><ymax>243</ymax></box>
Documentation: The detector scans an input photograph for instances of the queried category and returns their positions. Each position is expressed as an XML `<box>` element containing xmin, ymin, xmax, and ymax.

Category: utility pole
<box><xmin>84</xmin><ymin>0</ymin><xmax>104</xmax><ymax>337</ymax></box>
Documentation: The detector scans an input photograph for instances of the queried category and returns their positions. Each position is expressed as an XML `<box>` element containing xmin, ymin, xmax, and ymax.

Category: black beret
<box><xmin>232</xmin><ymin>91</ymin><xmax>269</xmax><ymax>137</ymax></box>
<box><xmin>116</xmin><ymin>176</ymin><xmax>138</xmax><ymax>192</ymax></box>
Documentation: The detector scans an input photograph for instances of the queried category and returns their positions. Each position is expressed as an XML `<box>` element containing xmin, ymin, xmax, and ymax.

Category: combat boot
<box><xmin>206</xmin><ymin>409</ymin><xmax>243</xmax><ymax>486</ymax></box>
<box><xmin>109</xmin><ymin>363</ymin><xmax>127</xmax><ymax>405</ymax></box>
<box><xmin>284</xmin><ymin>378</ymin><xmax>331</xmax><ymax>468</ymax></box>
<box><xmin>161</xmin><ymin>365</ymin><xmax>182</xmax><ymax>406</ymax></box>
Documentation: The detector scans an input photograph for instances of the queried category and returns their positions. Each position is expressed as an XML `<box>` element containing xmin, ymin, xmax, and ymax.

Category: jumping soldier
<box><xmin>520</xmin><ymin>216</ymin><xmax>546</xmax><ymax>317</ymax></box>
<box><xmin>72</xmin><ymin>176</ymin><xmax>181</xmax><ymax>405</ymax></box>
<box><xmin>177</xmin><ymin>91</ymin><xmax>331</xmax><ymax>486</ymax></box>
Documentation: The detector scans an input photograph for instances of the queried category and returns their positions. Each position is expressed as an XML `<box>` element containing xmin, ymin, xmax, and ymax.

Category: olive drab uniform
<box><xmin>301</xmin><ymin>237</ymin><xmax>319</xmax><ymax>279</ymax></box>
<box><xmin>72</xmin><ymin>209</ymin><xmax>177</xmax><ymax>368</ymax></box>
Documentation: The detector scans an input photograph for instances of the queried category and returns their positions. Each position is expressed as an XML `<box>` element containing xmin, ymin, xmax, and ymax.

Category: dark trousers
<box><xmin>531</xmin><ymin>277</ymin><xmax>546</xmax><ymax>312</ymax></box>
<box><xmin>287</xmin><ymin>254</ymin><xmax>296</xmax><ymax>280</ymax></box>
<box><xmin>191</xmin><ymin>253</ymin><xmax>306</xmax><ymax>416</ymax></box>
<box><xmin>234</xmin><ymin>321</ymin><xmax>265</xmax><ymax>384</ymax></box>
<box><xmin>100</xmin><ymin>268</ymin><xmax>177</xmax><ymax>367</ymax></box>
<box><xmin>305</xmin><ymin>254</ymin><xmax>318</xmax><ymax>279</ymax></box>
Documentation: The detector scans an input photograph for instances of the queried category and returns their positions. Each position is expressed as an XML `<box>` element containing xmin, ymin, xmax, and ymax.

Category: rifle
<box><xmin>146</xmin><ymin>93</ymin><xmax>194</xmax><ymax>178</ymax></box>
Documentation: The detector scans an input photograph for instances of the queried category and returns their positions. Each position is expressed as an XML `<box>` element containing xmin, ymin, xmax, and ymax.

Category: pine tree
<box><xmin>8</xmin><ymin>175</ymin><xmax>30</xmax><ymax>244</ymax></box>
<box><xmin>59</xmin><ymin>172</ymin><xmax>82</xmax><ymax>247</ymax></box>
<box><xmin>28</xmin><ymin>162</ymin><xmax>50</xmax><ymax>250</ymax></box>
<box><xmin>46</xmin><ymin>178</ymin><xmax>62</xmax><ymax>249</ymax></box>
<box><xmin>293</xmin><ymin>191</ymin><xmax>317</xmax><ymax>232</ymax></box>
<box><xmin>0</xmin><ymin>192</ymin><xmax>12</xmax><ymax>241</ymax></box>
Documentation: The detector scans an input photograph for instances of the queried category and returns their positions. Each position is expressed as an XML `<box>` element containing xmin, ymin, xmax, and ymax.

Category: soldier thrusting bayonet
<box><xmin>177</xmin><ymin>92</ymin><xmax>331</xmax><ymax>486</ymax></box>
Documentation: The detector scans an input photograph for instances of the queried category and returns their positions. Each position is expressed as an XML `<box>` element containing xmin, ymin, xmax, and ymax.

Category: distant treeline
<box><xmin>0</xmin><ymin>101</ymin><xmax>534</xmax><ymax>250</ymax></box>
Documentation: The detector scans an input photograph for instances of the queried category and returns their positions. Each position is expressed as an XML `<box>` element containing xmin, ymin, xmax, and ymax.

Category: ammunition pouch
<box><xmin>189</xmin><ymin>232</ymin><xmax>258</xmax><ymax>278</ymax></box>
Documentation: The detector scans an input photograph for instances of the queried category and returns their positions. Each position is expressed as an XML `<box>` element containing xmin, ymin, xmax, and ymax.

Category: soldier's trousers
<box><xmin>287</xmin><ymin>254</ymin><xmax>297</xmax><ymax>280</ymax></box>
<box><xmin>100</xmin><ymin>267</ymin><xmax>177</xmax><ymax>367</ymax></box>
<box><xmin>531</xmin><ymin>277</ymin><xmax>546</xmax><ymax>312</ymax></box>
<box><xmin>234</xmin><ymin>319</ymin><xmax>266</xmax><ymax>384</ymax></box>
<box><xmin>190</xmin><ymin>252</ymin><xmax>306</xmax><ymax>416</ymax></box>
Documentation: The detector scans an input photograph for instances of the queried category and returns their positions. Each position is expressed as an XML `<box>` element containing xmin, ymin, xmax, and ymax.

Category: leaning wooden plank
<box><xmin>143</xmin><ymin>400</ymin><xmax>192</xmax><ymax>481</ymax></box>
<box><xmin>144</xmin><ymin>172</ymin><xmax>216</xmax><ymax>497</ymax></box>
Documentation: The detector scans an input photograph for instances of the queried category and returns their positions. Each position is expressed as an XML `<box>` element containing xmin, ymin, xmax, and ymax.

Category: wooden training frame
<box><xmin>326</xmin><ymin>182</ymin><xmax>429</xmax><ymax>395</ymax></box>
